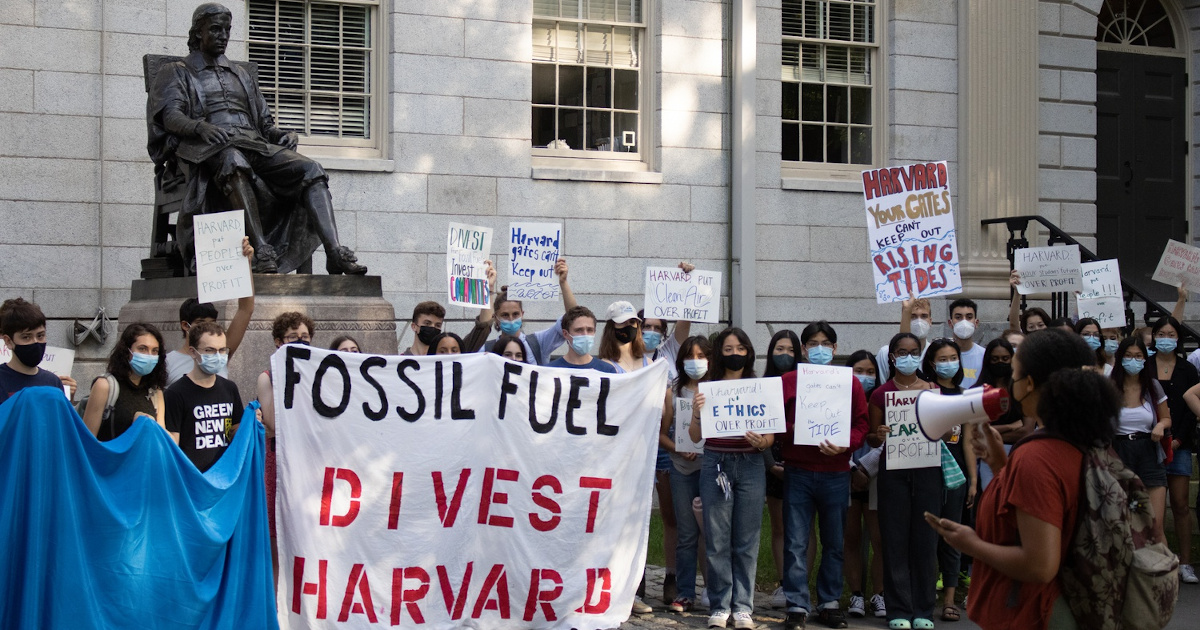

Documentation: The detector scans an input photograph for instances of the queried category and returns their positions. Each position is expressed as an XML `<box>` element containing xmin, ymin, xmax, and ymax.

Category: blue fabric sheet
<box><xmin>0</xmin><ymin>386</ymin><xmax>278</xmax><ymax>630</ymax></box>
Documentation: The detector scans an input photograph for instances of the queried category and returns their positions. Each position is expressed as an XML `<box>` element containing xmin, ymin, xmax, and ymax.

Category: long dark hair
<box><xmin>1110</xmin><ymin>336</ymin><xmax>1153</xmax><ymax>398</ymax></box>
<box><xmin>974</xmin><ymin>337</ymin><xmax>1015</xmax><ymax>388</ymax></box>
<box><xmin>885</xmin><ymin>332</ymin><xmax>921</xmax><ymax>380</ymax></box>
<box><xmin>107</xmin><ymin>323</ymin><xmax>167</xmax><ymax>390</ymax></box>
<box><xmin>844</xmin><ymin>349</ymin><xmax>880</xmax><ymax>396</ymax></box>
<box><xmin>1038</xmin><ymin>368</ymin><xmax>1118</xmax><ymax>448</ymax></box>
<box><xmin>426</xmin><ymin>332</ymin><xmax>464</xmax><ymax>355</ymax></box>
<box><xmin>489</xmin><ymin>333</ymin><xmax>529</xmax><ymax>363</ymax></box>
<box><xmin>1014</xmin><ymin>329</ymin><xmax>1096</xmax><ymax>386</ymax></box>
<box><xmin>708</xmin><ymin>327</ymin><xmax>756</xmax><ymax>380</ymax></box>
<box><xmin>675</xmin><ymin>336</ymin><xmax>713</xmax><ymax>396</ymax></box>
<box><xmin>1020</xmin><ymin>307</ymin><xmax>1051</xmax><ymax>333</ymax></box>
<box><xmin>922</xmin><ymin>337</ymin><xmax>963</xmax><ymax>388</ymax></box>
<box><xmin>762</xmin><ymin>329</ymin><xmax>801</xmax><ymax>377</ymax></box>
<box><xmin>1074</xmin><ymin>317</ymin><xmax>1105</xmax><ymax>367</ymax></box>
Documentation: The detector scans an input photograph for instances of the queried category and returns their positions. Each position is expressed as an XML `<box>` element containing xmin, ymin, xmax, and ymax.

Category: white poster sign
<box><xmin>1013</xmin><ymin>245</ymin><xmax>1082</xmax><ymax>295</ymax></box>
<box><xmin>193</xmin><ymin>210</ymin><xmax>253</xmax><ymax>303</ymax></box>
<box><xmin>1077</xmin><ymin>297</ymin><xmax>1127</xmax><ymax>328</ymax></box>
<box><xmin>697</xmin><ymin>377</ymin><xmax>786</xmax><ymax>439</ymax></box>
<box><xmin>1079</xmin><ymin>259</ymin><xmax>1122</xmax><ymax>300</ymax></box>
<box><xmin>642</xmin><ymin>267</ymin><xmax>721</xmax><ymax>323</ymax></box>
<box><xmin>1152</xmin><ymin>239</ymin><xmax>1200</xmax><ymax>290</ymax></box>
<box><xmin>508</xmin><ymin>223</ymin><xmax>561</xmax><ymax>302</ymax></box>
<box><xmin>40</xmin><ymin>346</ymin><xmax>75</xmax><ymax>378</ymax></box>
<box><xmin>883</xmin><ymin>389</ymin><xmax>941</xmax><ymax>470</ymax></box>
<box><xmin>447</xmin><ymin>223</ymin><xmax>493</xmax><ymax>308</ymax></box>
<box><xmin>792</xmin><ymin>364</ymin><xmax>854</xmax><ymax>448</ymax></box>
<box><xmin>673</xmin><ymin>397</ymin><xmax>703</xmax><ymax>454</ymax></box>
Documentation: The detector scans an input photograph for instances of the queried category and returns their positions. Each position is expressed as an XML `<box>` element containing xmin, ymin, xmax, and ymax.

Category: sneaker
<box><xmin>631</xmin><ymin>596</ymin><xmax>653</xmax><ymax>614</ymax></box>
<box><xmin>708</xmin><ymin>611</ymin><xmax>730</xmax><ymax>628</ymax></box>
<box><xmin>958</xmin><ymin>570</ymin><xmax>971</xmax><ymax>587</ymax></box>
<box><xmin>870</xmin><ymin>593</ymin><xmax>887</xmax><ymax>618</ymax></box>
<box><xmin>936</xmin><ymin>575</ymin><xmax>944</xmax><ymax>590</ymax></box>
<box><xmin>784</xmin><ymin>611</ymin><xmax>808</xmax><ymax>630</ymax></box>
<box><xmin>770</xmin><ymin>586</ymin><xmax>786</xmax><ymax>608</ymax></box>
<box><xmin>816</xmin><ymin>607</ymin><xmax>848</xmax><ymax>629</ymax></box>
<box><xmin>699</xmin><ymin>588</ymin><xmax>711</xmax><ymax>609</ymax></box>
<box><xmin>663</xmin><ymin>572</ymin><xmax>678</xmax><ymax>604</ymax></box>
<box><xmin>1182</xmin><ymin>564</ymin><xmax>1200</xmax><ymax>584</ymax></box>
<box><xmin>732</xmin><ymin>611</ymin><xmax>755</xmax><ymax>629</ymax></box>
<box><xmin>669</xmin><ymin>596</ymin><xmax>694</xmax><ymax>613</ymax></box>
<box><xmin>847</xmin><ymin>594</ymin><xmax>866</xmax><ymax>618</ymax></box>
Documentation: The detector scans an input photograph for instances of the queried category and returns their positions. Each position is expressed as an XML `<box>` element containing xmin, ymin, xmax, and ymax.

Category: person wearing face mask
<box><xmin>1109</xmin><ymin>336</ymin><xmax>1171</xmax><ymax>545</ymax></box>
<box><xmin>482</xmin><ymin>259</ymin><xmax>577</xmax><ymax>365</ymax></box>
<box><xmin>1098</xmin><ymin>327</ymin><xmax>1121</xmax><ymax>371</ymax></box>
<box><xmin>947</xmin><ymin>298</ymin><xmax>985</xmax><ymax>388</ymax></box>
<box><xmin>971</xmin><ymin>338</ymin><xmax>1029</xmax><ymax>489</ymax></box>
<box><xmin>599</xmin><ymin>301</ymin><xmax>649</xmax><ymax>373</ymax></box>
<box><xmin>877</xmin><ymin>295</ymin><xmax>933</xmax><ymax>383</ymax></box>
<box><xmin>1072</xmin><ymin>317</ymin><xmax>1110</xmax><ymax>375</ymax></box>
<box><xmin>843</xmin><ymin>350</ymin><xmax>886</xmax><ymax>620</ymax></box>
<box><xmin>81</xmin><ymin>323</ymin><xmax>168</xmax><ymax>441</ymax></box>
<box><xmin>1005</xmin><ymin>270</ymin><xmax>1052</xmax><ymax>335</ymax></box>
<box><xmin>547</xmin><ymin>306</ymin><xmax>616</xmax><ymax>373</ymax></box>
<box><xmin>760</xmin><ymin>329</ymin><xmax>802</xmax><ymax>609</ymax></box>
<box><xmin>0</xmin><ymin>298</ymin><xmax>77</xmax><ymax>400</ymax></box>
<box><xmin>165</xmin><ymin>321</ymin><xmax>244</xmax><ymax>472</ymax></box>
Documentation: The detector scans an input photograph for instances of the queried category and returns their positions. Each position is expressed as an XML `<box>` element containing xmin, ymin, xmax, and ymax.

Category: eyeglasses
<box><xmin>283</xmin><ymin>334</ymin><xmax>312</xmax><ymax>343</ymax></box>
<box><xmin>195</xmin><ymin>347</ymin><xmax>229</xmax><ymax>356</ymax></box>
<box><xmin>805</xmin><ymin>341</ymin><xmax>834</xmax><ymax>349</ymax></box>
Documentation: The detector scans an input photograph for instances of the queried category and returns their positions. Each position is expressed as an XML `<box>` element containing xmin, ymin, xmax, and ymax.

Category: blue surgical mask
<box><xmin>683</xmin><ymin>359</ymin><xmax>708</xmax><ymax>380</ymax></box>
<box><xmin>773</xmin><ymin>354</ymin><xmax>797</xmax><ymax>371</ymax></box>
<box><xmin>129</xmin><ymin>352</ymin><xmax>159</xmax><ymax>376</ymax></box>
<box><xmin>1156</xmin><ymin>338</ymin><xmax>1178</xmax><ymax>354</ymax></box>
<box><xmin>855</xmin><ymin>373</ymin><xmax>877</xmax><ymax>391</ymax></box>
<box><xmin>1104</xmin><ymin>339</ymin><xmax>1119</xmax><ymax>355</ymax></box>
<box><xmin>1147</xmin><ymin>347</ymin><xmax>1156</xmax><ymax>357</ymax></box>
<box><xmin>894</xmin><ymin>355</ymin><xmax>921</xmax><ymax>376</ymax></box>
<box><xmin>197</xmin><ymin>352</ymin><xmax>228</xmax><ymax>375</ymax></box>
<box><xmin>935</xmin><ymin>361</ymin><xmax>960</xmax><ymax>380</ymax></box>
<box><xmin>642</xmin><ymin>331</ymin><xmax>663</xmax><ymax>352</ymax></box>
<box><xmin>1083</xmin><ymin>335</ymin><xmax>1101</xmax><ymax>351</ymax></box>
<box><xmin>569</xmin><ymin>334</ymin><xmax>594</xmax><ymax>356</ymax></box>
<box><xmin>807</xmin><ymin>346</ymin><xmax>834</xmax><ymax>365</ymax></box>
<box><xmin>499</xmin><ymin>319</ymin><xmax>522</xmax><ymax>335</ymax></box>
<box><xmin>1122</xmin><ymin>357</ymin><xmax>1145</xmax><ymax>375</ymax></box>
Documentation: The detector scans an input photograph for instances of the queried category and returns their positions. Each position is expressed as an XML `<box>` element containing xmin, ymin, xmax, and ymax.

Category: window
<box><xmin>1097</xmin><ymin>0</ymin><xmax>1175</xmax><ymax>49</ymax></box>
<box><xmin>781</xmin><ymin>0</ymin><xmax>877</xmax><ymax>167</ymax></box>
<box><xmin>532</xmin><ymin>1</ymin><xmax>644</xmax><ymax>157</ymax></box>
<box><xmin>247</xmin><ymin>0</ymin><xmax>381</xmax><ymax>154</ymax></box>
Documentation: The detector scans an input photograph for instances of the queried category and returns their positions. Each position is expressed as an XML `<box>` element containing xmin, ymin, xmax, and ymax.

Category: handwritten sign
<box><xmin>507</xmin><ymin>222</ymin><xmax>561</xmax><ymax>301</ymax></box>
<box><xmin>643</xmin><ymin>267</ymin><xmax>721</xmax><ymax>323</ymax></box>
<box><xmin>1152</xmin><ymin>239</ymin><xmax>1200</xmax><ymax>290</ymax></box>
<box><xmin>41</xmin><ymin>346</ymin><xmax>75</xmax><ymax>378</ymax></box>
<box><xmin>792</xmin><ymin>364</ymin><xmax>854</xmax><ymax>448</ymax></box>
<box><xmin>447</xmin><ymin>222</ymin><xmax>493</xmax><ymax>308</ymax></box>
<box><xmin>697</xmin><ymin>377</ymin><xmax>786</xmax><ymax>439</ymax></box>
<box><xmin>883</xmin><ymin>389</ymin><xmax>941</xmax><ymax>470</ymax></box>
<box><xmin>193</xmin><ymin>210</ymin><xmax>253</xmax><ymax>303</ymax></box>
<box><xmin>1077</xmin><ymin>297</ymin><xmax>1127</xmax><ymax>327</ymax></box>
<box><xmin>674</xmin><ymin>397</ymin><xmax>704</xmax><ymax>454</ymax></box>
<box><xmin>1079</xmin><ymin>259</ymin><xmax>1122</xmax><ymax>300</ymax></box>
<box><xmin>1013</xmin><ymin>245</ymin><xmax>1082</xmax><ymax>295</ymax></box>
<box><xmin>862</xmin><ymin>161</ymin><xmax>961</xmax><ymax>303</ymax></box>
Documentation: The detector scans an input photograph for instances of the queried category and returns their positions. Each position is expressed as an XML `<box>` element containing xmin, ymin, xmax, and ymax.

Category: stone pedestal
<box><xmin>119</xmin><ymin>275</ymin><xmax>397</xmax><ymax>400</ymax></box>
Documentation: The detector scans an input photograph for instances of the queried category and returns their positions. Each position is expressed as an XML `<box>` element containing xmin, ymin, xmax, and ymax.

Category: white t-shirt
<box><xmin>165</xmin><ymin>349</ymin><xmax>227</xmax><ymax>386</ymax></box>
<box><xmin>1117</xmin><ymin>381</ymin><xmax>1167</xmax><ymax>435</ymax></box>
<box><xmin>958</xmin><ymin>342</ymin><xmax>986</xmax><ymax>389</ymax></box>
<box><xmin>651</xmin><ymin>332</ymin><xmax>681</xmax><ymax>383</ymax></box>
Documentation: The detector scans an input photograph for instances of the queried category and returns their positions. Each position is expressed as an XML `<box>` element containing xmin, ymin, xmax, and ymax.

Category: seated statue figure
<box><xmin>147</xmin><ymin>3</ymin><xmax>366</xmax><ymax>275</ymax></box>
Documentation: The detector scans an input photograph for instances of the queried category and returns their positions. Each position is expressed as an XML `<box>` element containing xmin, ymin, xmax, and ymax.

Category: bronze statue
<box><xmin>147</xmin><ymin>3</ymin><xmax>366</xmax><ymax>275</ymax></box>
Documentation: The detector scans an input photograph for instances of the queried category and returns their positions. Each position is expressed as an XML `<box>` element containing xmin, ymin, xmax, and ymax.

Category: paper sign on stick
<box><xmin>643</xmin><ymin>267</ymin><xmax>721</xmax><ymax>323</ymax></box>
<box><xmin>508</xmin><ymin>222</ymin><xmax>561</xmax><ymax>301</ymax></box>
<box><xmin>674</xmin><ymin>398</ymin><xmax>704</xmax><ymax>454</ymax></box>
<box><xmin>1013</xmin><ymin>245</ymin><xmax>1082</xmax><ymax>295</ymax></box>
<box><xmin>193</xmin><ymin>210</ymin><xmax>253</xmax><ymax>303</ymax></box>
<box><xmin>792</xmin><ymin>364</ymin><xmax>854</xmax><ymax>448</ymax></box>
<box><xmin>446</xmin><ymin>222</ymin><xmax>493</xmax><ymax>308</ymax></box>
<box><xmin>697</xmin><ymin>377</ymin><xmax>786</xmax><ymax>439</ymax></box>
<box><xmin>883</xmin><ymin>390</ymin><xmax>941</xmax><ymax>470</ymax></box>
<box><xmin>1152</xmin><ymin>239</ymin><xmax>1200</xmax><ymax>291</ymax></box>
<box><xmin>1079</xmin><ymin>259</ymin><xmax>1122</xmax><ymax>300</ymax></box>
<box><xmin>862</xmin><ymin>161</ymin><xmax>961</xmax><ymax>303</ymax></box>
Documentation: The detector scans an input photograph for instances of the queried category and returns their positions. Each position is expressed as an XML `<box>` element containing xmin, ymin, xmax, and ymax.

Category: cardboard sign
<box><xmin>883</xmin><ymin>389</ymin><xmax>941</xmax><ymax>470</ymax></box>
<box><xmin>1077</xmin><ymin>297</ymin><xmax>1127</xmax><ymax>328</ymax></box>
<box><xmin>697</xmin><ymin>377</ymin><xmax>786</xmax><ymax>439</ymax></box>
<box><xmin>862</xmin><ymin>161</ymin><xmax>962</xmax><ymax>303</ymax></box>
<box><xmin>643</xmin><ymin>267</ymin><xmax>721</xmax><ymax>323</ymax></box>
<box><xmin>1013</xmin><ymin>245</ymin><xmax>1082</xmax><ymax>295</ymax></box>
<box><xmin>193</xmin><ymin>210</ymin><xmax>253</xmax><ymax>303</ymax></box>
<box><xmin>792</xmin><ymin>364</ymin><xmax>854</xmax><ymax>448</ymax></box>
<box><xmin>447</xmin><ymin>223</ymin><xmax>493</xmax><ymax>308</ymax></box>
<box><xmin>508</xmin><ymin>223</ymin><xmax>562</xmax><ymax>301</ymax></box>
<box><xmin>674</xmin><ymin>397</ymin><xmax>704</xmax><ymax>454</ymax></box>
<box><xmin>1079</xmin><ymin>259</ymin><xmax>1122</xmax><ymax>300</ymax></box>
<box><xmin>1152</xmin><ymin>239</ymin><xmax>1200</xmax><ymax>290</ymax></box>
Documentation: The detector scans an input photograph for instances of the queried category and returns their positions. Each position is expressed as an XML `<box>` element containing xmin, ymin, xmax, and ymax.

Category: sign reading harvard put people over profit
<box><xmin>862</xmin><ymin>162</ymin><xmax>962</xmax><ymax>304</ymax></box>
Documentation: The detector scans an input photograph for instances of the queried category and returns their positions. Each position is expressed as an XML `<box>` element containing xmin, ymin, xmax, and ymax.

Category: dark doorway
<box><xmin>1095</xmin><ymin>50</ymin><xmax>1187</xmax><ymax>301</ymax></box>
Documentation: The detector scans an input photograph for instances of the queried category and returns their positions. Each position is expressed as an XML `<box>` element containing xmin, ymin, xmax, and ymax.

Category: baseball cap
<box><xmin>605</xmin><ymin>301</ymin><xmax>640</xmax><ymax>324</ymax></box>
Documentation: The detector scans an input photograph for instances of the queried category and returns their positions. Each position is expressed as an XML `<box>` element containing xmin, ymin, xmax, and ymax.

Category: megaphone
<box><xmin>914</xmin><ymin>385</ymin><xmax>1009</xmax><ymax>442</ymax></box>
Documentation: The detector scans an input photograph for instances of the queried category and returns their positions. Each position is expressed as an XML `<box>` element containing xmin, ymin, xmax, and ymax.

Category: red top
<box><xmin>779</xmin><ymin>370</ymin><xmax>869</xmax><ymax>472</ymax></box>
<box><xmin>968</xmin><ymin>438</ymin><xmax>1083</xmax><ymax>630</ymax></box>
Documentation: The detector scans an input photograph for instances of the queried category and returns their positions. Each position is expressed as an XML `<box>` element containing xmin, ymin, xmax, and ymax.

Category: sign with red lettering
<box><xmin>862</xmin><ymin>162</ymin><xmax>962</xmax><ymax>303</ymax></box>
<box><xmin>1152</xmin><ymin>239</ymin><xmax>1200</xmax><ymax>291</ymax></box>
<box><xmin>272</xmin><ymin>348</ymin><xmax>668</xmax><ymax>629</ymax></box>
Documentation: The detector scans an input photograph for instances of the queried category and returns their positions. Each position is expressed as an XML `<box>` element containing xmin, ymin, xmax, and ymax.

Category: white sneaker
<box><xmin>1182</xmin><ymin>564</ymin><xmax>1200</xmax><ymax>584</ymax></box>
<box><xmin>770</xmin><ymin>586</ymin><xmax>786</xmax><ymax>608</ymax></box>
<box><xmin>870</xmin><ymin>593</ymin><xmax>887</xmax><ymax>618</ymax></box>
<box><xmin>699</xmin><ymin>588</ymin><xmax>711</xmax><ymax>608</ymax></box>
<box><xmin>848</xmin><ymin>594</ymin><xmax>866</xmax><ymax>617</ymax></box>
<box><xmin>707</xmin><ymin>610</ymin><xmax>730</xmax><ymax>628</ymax></box>
<box><xmin>732</xmin><ymin>611</ymin><xmax>755</xmax><ymax>629</ymax></box>
<box><xmin>631</xmin><ymin>596</ymin><xmax>653</xmax><ymax>614</ymax></box>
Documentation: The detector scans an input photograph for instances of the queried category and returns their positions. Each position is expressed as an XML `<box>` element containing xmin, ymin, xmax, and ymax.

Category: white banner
<box><xmin>792</xmin><ymin>364</ymin><xmax>854</xmax><ymax>448</ymax></box>
<box><xmin>273</xmin><ymin>349</ymin><xmax>667</xmax><ymax>630</ymax></box>
<box><xmin>697</xmin><ymin>377</ymin><xmax>786</xmax><ymax>439</ymax></box>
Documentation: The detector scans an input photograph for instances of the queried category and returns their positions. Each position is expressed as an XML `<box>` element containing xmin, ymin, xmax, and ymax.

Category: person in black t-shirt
<box><xmin>165</xmin><ymin>321</ymin><xmax>243</xmax><ymax>472</ymax></box>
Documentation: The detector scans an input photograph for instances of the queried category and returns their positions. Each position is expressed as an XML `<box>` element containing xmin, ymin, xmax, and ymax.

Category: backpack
<box><xmin>1021</xmin><ymin>433</ymin><xmax>1179</xmax><ymax>630</ymax></box>
<box><xmin>75</xmin><ymin>374</ymin><xmax>119</xmax><ymax>437</ymax></box>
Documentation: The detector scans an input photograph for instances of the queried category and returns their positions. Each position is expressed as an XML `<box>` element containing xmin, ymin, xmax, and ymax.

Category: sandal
<box><xmin>941</xmin><ymin>606</ymin><xmax>961</xmax><ymax>621</ymax></box>
<box><xmin>914</xmin><ymin>618</ymin><xmax>936</xmax><ymax>629</ymax></box>
<box><xmin>888</xmin><ymin>621</ymin><xmax>912</xmax><ymax>630</ymax></box>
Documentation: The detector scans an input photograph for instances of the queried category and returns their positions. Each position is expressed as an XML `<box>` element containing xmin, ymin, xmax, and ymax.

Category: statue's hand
<box><xmin>279</xmin><ymin>131</ymin><xmax>299</xmax><ymax>151</ymax></box>
<box><xmin>195</xmin><ymin>121</ymin><xmax>229</xmax><ymax>146</ymax></box>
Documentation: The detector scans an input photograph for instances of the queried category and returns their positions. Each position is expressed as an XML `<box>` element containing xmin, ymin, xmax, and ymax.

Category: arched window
<box><xmin>1097</xmin><ymin>0</ymin><xmax>1175</xmax><ymax>48</ymax></box>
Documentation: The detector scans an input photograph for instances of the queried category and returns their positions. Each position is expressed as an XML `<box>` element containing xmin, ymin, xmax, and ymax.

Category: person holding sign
<box><xmin>866</xmin><ymin>332</ymin><xmax>939</xmax><ymax>630</ymax></box>
<box><xmin>483</xmin><ymin>259</ymin><xmax>578</xmax><ymax>365</ymax></box>
<box><xmin>81</xmin><ymin>323</ymin><xmax>168</xmax><ymax>440</ymax></box>
<box><xmin>688</xmin><ymin>328</ymin><xmax>773</xmax><ymax>630</ymax></box>
<box><xmin>640</xmin><ymin>261</ymin><xmax>698</xmax><ymax>382</ymax></box>
<box><xmin>778</xmin><ymin>323</ymin><xmax>869</xmax><ymax>630</ymax></box>
<box><xmin>0</xmin><ymin>298</ymin><xmax>77</xmax><ymax>401</ymax></box>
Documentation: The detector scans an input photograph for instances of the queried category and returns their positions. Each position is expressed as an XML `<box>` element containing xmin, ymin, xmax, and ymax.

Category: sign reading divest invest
<box><xmin>447</xmin><ymin>223</ymin><xmax>492</xmax><ymax>308</ymax></box>
<box><xmin>697</xmin><ymin>378</ymin><xmax>786</xmax><ymax>439</ymax></box>
<box><xmin>883</xmin><ymin>389</ymin><xmax>940</xmax><ymax>470</ymax></box>
<box><xmin>273</xmin><ymin>348</ymin><xmax>667</xmax><ymax>630</ymax></box>
<box><xmin>862</xmin><ymin>162</ymin><xmax>961</xmax><ymax>303</ymax></box>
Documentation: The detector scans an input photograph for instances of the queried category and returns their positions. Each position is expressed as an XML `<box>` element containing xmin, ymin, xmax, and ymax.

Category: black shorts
<box><xmin>1113</xmin><ymin>437</ymin><xmax>1168</xmax><ymax>488</ymax></box>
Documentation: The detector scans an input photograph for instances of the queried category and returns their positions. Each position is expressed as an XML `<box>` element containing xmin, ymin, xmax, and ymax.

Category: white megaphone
<box><xmin>914</xmin><ymin>385</ymin><xmax>1009</xmax><ymax>442</ymax></box>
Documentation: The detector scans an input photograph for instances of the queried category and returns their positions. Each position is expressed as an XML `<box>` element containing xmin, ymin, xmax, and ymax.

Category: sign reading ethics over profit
<box><xmin>862</xmin><ymin>162</ymin><xmax>962</xmax><ymax>304</ymax></box>
<box><xmin>273</xmin><ymin>348</ymin><xmax>668</xmax><ymax>630</ymax></box>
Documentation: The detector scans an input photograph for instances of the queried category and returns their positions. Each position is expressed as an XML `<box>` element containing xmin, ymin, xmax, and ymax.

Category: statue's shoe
<box><xmin>326</xmin><ymin>245</ymin><xmax>368</xmax><ymax>275</ymax></box>
<box><xmin>252</xmin><ymin>245</ymin><xmax>279</xmax><ymax>274</ymax></box>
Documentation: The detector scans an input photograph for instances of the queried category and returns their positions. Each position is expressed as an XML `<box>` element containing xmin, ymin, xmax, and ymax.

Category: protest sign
<box><xmin>674</xmin><ymin>397</ymin><xmax>703</xmax><ymax>454</ymax></box>
<box><xmin>883</xmin><ymin>389</ymin><xmax>940</xmax><ymax>470</ymax></box>
<box><xmin>1152</xmin><ymin>239</ymin><xmax>1200</xmax><ymax>290</ymax></box>
<box><xmin>862</xmin><ymin>162</ymin><xmax>961</xmax><ymax>303</ymax></box>
<box><xmin>447</xmin><ymin>223</ymin><xmax>493</xmax><ymax>308</ymax></box>
<box><xmin>643</xmin><ymin>267</ymin><xmax>721</xmax><ymax>323</ymax></box>
<box><xmin>1079</xmin><ymin>259</ymin><xmax>1122</xmax><ymax>300</ymax></box>
<box><xmin>193</xmin><ymin>210</ymin><xmax>253</xmax><ymax>303</ymax></box>
<box><xmin>1013</xmin><ymin>245</ymin><xmax>1082</xmax><ymax>295</ymax></box>
<box><xmin>508</xmin><ymin>223</ymin><xmax>562</xmax><ymax>301</ymax></box>
<box><xmin>697</xmin><ymin>377</ymin><xmax>786</xmax><ymax>439</ymax></box>
<box><xmin>274</xmin><ymin>349</ymin><xmax>668</xmax><ymax>630</ymax></box>
<box><xmin>41</xmin><ymin>346</ymin><xmax>74</xmax><ymax>378</ymax></box>
<box><xmin>792</xmin><ymin>364</ymin><xmax>854</xmax><ymax>448</ymax></box>
<box><xmin>1077</xmin><ymin>297</ymin><xmax>1127</xmax><ymax>328</ymax></box>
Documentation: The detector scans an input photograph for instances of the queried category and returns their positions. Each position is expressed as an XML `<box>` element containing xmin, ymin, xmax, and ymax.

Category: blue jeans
<box><xmin>669</xmin><ymin>466</ymin><xmax>702</xmax><ymax>599</ymax></box>
<box><xmin>700</xmin><ymin>451</ymin><xmax>766</xmax><ymax>614</ymax></box>
<box><xmin>782</xmin><ymin>468</ymin><xmax>850</xmax><ymax>612</ymax></box>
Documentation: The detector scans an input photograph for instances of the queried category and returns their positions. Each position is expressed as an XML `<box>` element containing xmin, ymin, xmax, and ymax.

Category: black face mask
<box><xmin>723</xmin><ymin>353</ymin><xmax>748</xmax><ymax>371</ymax></box>
<box><xmin>613</xmin><ymin>326</ymin><xmax>636</xmax><ymax>344</ymax></box>
<box><xmin>416</xmin><ymin>326</ymin><xmax>440</xmax><ymax>346</ymax></box>
<box><xmin>990</xmin><ymin>363</ymin><xmax>1012</xmax><ymax>379</ymax></box>
<box><xmin>12</xmin><ymin>341</ymin><xmax>46</xmax><ymax>368</ymax></box>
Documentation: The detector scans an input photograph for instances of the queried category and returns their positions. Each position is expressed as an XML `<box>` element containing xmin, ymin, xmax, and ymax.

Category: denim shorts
<box><xmin>656</xmin><ymin>446</ymin><xmax>672</xmax><ymax>471</ymax></box>
<box><xmin>1113</xmin><ymin>438</ymin><xmax>1168</xmax><ymax>488</ymax></box>
<box><xmin>1166</xmin><ymin>448</ymin><xmax>1193</xmax><ymax>477</ymax></box>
